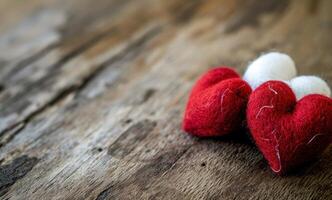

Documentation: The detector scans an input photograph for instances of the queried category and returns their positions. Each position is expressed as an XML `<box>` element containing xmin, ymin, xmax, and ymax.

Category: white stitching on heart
<box><xmin>268</xmin><ymin>84</ymin><xmax>278</xmax><ymax>95</ymax></box>
<box><xmin>255</xmin><ymin>85</ymin><xmax>278</xmax><ymax>119</ymax></box>
<box><xmin>220</xmin><ymin>88</ymin><xmax>231</xmax><ymax>113</ymax></box>
<box><xmin>255</xmin><ymin>104</ymin><xmax>274</xmax><ymax>119</ymax></box>
<box><xmin>271</xmin><ymin>129</ymin><xmax>282</xmax><ymax>173</ymax></box>
<box><xmin>307</xmin><ymin>133</ymin><xmax>325</xmax><ymax>145</ymax></box>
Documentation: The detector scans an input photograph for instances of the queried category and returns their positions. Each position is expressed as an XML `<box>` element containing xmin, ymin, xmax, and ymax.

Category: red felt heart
<box><xmin>247</xmin><ymin>81</ymin><xmax>332</xmax><ymax>175</ymax></box>
<box><xmin>182</xmin><ymin>67</ymin><xmax>252</xmax><ymax>137</ymax></box>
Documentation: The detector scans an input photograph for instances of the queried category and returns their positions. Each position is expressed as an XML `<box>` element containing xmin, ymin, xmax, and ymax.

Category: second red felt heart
<box><xmin>247</xmin><ymin>81</ymin><xmax>332</xmax><ymax>175</ymax></box>
<box><xmin>182</xmin><ymin>67</ymin><xmax>252</xmax><ymax>137</ymax></box>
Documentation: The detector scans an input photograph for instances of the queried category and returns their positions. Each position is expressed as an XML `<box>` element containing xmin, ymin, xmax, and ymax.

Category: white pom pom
<box><xmin>288</xmin><ymin>76</ymin><xmax>331</xmax><ymax>100</ymax></box>
<box><xmin>243</xmin><ymin>52</ymin><xmax>297</xmax><ymax>89</ymax></box>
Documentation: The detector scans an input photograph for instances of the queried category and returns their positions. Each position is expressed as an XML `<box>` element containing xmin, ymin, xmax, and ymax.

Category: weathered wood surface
<box><xmin>0</xmin><ymin>0</ymin><xmax>331</xmax><ymax>199</ymax></box>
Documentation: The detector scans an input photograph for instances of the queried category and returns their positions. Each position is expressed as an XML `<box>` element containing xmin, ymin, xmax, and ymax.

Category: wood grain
<box><xmin>0</xmin><ymin>0</ymin><xmax>331</xmax><ymax>199</ymax></box>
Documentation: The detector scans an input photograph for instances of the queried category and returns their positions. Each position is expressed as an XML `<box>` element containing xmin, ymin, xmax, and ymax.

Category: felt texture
<box><xmin>182</xmin><ymin>67</ymin><xmax>252</xmax><ymax>137</ymax></box>
<box><xmin>247</xmin><ymin>81</ymin><xmax>332</xmax><ymax>175</ymax></box>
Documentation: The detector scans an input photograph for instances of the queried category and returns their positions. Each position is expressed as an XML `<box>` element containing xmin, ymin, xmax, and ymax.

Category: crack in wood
<box><xmin>0</xmin><ymin>84</ymin><xmax>4</xmax><ymax>93</ymax></box>
<box><xmin>137</xmin><ymin>88</ymin><xmax>157</xmax><ymax>104</ymax></box>
<box><xmin>2</xmin><ymin>44</ymin><xmax>58</xmax><ymax>84</ymax></box>
<box><xmin>0</xmin><ymin>155</ymin><xmax>39</xmax><ymax>197</ymax></box>
<box><xmin>0</xmin><ymin>123</ymin><xmax>25</xmax><ymax>148</ymax></box>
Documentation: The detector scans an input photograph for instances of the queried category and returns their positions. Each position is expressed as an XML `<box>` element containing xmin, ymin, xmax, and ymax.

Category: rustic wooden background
<box><xmin>0</xmin><ymin>0</ymin><xmax>331</xmax><ymax>199</ymax></box>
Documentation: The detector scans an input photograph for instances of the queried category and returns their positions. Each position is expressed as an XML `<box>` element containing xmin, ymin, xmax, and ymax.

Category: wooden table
<box><xmin>0</xmin><ymin>0</ymin><xmax>331</xmax><ymax>199</ymax></box>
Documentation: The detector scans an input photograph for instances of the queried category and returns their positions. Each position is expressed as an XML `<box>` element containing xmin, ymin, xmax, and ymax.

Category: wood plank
<box><xmin>0</xmin><ymin>0</ymin><xmax>331</xmax><ymax>199</ymax></box>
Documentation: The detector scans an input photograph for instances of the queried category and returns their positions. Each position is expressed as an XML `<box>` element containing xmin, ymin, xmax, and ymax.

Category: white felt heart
<box><xmin>244</xmin><ymin>52</ymin><xmax>331</xmax><ymax>100</ymax></box>
<box><xmin>286</xmin><ymin>76</ymin><xmax>331</xmax><ymax>100</ymax></box>
<box><xmin>243</xmin><ymin>52</ymin><xmax>297</xmax><ymax>90</ymax></box>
